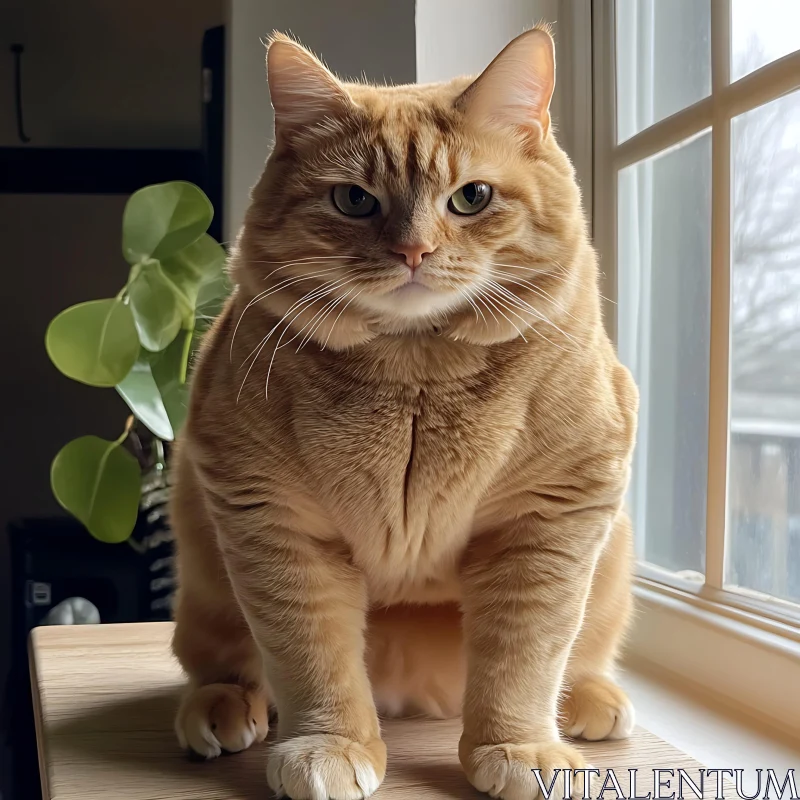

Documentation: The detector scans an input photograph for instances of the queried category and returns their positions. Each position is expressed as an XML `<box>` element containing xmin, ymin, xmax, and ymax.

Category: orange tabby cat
<box><xmin>171</xmin><ymin>27</ymin><xmax>638</xmax><ymax>800</ymax></box>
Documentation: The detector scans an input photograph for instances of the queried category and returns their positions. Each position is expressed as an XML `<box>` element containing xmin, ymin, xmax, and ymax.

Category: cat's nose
<box><xmin>390</xmin><ymin>242</ymin><xmax>436</xmax><ymax>270</ymax></box>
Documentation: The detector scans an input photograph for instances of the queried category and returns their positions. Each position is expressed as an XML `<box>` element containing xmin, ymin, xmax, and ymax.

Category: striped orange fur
<box><xmin>171</xmin><ymin>27</ymin><xmax>638</xmax><ymax>800</ymax></box>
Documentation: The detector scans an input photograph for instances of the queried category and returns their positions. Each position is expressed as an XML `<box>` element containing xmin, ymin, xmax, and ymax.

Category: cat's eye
<box><xmin>448</xmin><ymin>182</ymin><xmax>492</xmax><ymax>215</ymax></box>
<box><xmin>332</xmin><ymin>184</ymin><xmax>379</xmax><ymax>217</ymax></box>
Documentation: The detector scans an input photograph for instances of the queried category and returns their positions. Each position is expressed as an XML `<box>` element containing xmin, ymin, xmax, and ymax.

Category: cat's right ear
<box><xmin>267</xmin><ymin>34</ymin><xmax>353</xmax><ymax>141</ymax></box>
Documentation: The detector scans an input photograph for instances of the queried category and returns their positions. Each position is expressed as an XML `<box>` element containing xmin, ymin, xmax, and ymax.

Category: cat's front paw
<box><xmin>267</xmin><ymin>734</ymin><xmax>387</xmax><ymax>800</ymax></box>
<box><xmin>175</xmin><ymin>683</ymin><xmax>268</xmax><ymax>759</ymax></box>
<box><xmin>561</xmin><ymin>675</ymin><xmax>635</xmax><ymax>741</ymax></box>
<box><xmin>459</xmin><ymin>736</ymin><xmax>587</xmax><ymax>800</ymax></box>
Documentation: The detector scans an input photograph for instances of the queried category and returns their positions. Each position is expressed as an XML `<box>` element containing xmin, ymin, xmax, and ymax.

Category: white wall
<box><xmin>224</xmin><ymin>0</ymin><xmax>417</xmax><ymax>240</ymax></box>
<box><xmin>415</xmin><ymin>0</ymin><xmax>562</xmax><ymax>127</ymax></box>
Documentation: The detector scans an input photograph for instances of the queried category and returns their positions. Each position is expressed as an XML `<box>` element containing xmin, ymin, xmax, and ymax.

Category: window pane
<box><xmin>732</xmin><ymin>0</ymin><xmax>800</xmax><ymax>81</ymax></box>
<box><xmin>618</xmin><ymin>133</ymin><xmax>712</xmax><ymax>575</ymax></box>
<box><xmin>616</xmin><ymin>0</ymin><xmax>711</xmax><ymax>143</ymax></box>
<box><xmin>727</xmin><ymin>90</ymin><xmax>800</xmax><ymax>605</ymax></box>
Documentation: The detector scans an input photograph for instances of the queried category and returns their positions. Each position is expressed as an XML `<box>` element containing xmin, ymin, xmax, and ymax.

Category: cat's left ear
<box><xmin>457</xmin><ymin>27</ymin><xmax>555</xmax><ymax>138</ymax></box>
<box><xmin>267</xmin><ymin>33</ymin><xmax>353</xmax><ymax>140</ymax></box>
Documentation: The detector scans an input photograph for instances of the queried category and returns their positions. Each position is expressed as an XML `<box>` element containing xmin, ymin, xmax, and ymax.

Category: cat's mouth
<box><xmin>389</xmin><ymin>283</ymin><xmax>431</xmax><ymax>298</ymax></box>
<box><xmin>358</xmin><ymin>279</ymin><xmax>464</xmax><ymax>320</ymax></box>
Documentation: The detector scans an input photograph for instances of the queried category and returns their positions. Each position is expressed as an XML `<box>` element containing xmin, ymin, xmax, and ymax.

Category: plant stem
<box><xmin>154</xmin><ymin>437</ymin><xmax>166</xmax><ymax>470</ymax></box>
<box><xmin>179</xmin><ymin>325</ymin><xmax>193</xmax><ymax>384</ymax></box>
<box><xmin>116</xmin><ymin>415</ymin><xmax>135</xmax><ymax>445</ymax></box>
<box><xmin>127</xmin><ymin>537</ymin><xmax>147</xmax><ymax>555</ymax></box>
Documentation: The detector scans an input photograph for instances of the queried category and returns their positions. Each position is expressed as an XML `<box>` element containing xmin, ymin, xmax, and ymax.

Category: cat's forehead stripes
<box><xmin>303</xmin><ymin>100</ymin><xmax>468</xmax><ymax>200</ymax></box>
<box><xmin>372</xmin><ymin>102</ymin><xmax>466</xmax><ymax>191</ymax></box>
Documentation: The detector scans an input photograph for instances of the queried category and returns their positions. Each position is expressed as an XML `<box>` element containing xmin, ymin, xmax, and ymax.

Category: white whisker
<box><xmin>484</xmin><ymin>284</ymin><xmax>569</xmax><ymax>351</ymax></box>
<box><xmin>237</xmin><ymin>333</ymin><xmax>274</xmax><ymax>404</ymax></box>
<box><xmin>489</xmin><ymin>260</ymin><xmax>568</xmax><ymax>277</ymax></box>
<box><xmin>463</xmin><ymin>295</ymin><xmax>482</xmax><ymax>324</ymax></box>
<box><xmin>459</xmin><ymin>290</ymin><xmax>486</xmax><ymax>325</ymax></box>
<box><xmin>263</xmin><ymin>316</ymin><xmax>296</xmax><ymax>402</ymax></box>
<box><xmin>250</xmin><ymin>255</ymin><xmax>363</xmax><ymax>265</ymax></box>
<box><xmin>270</xmin><ymin>278</ymin><xmax>353</xmax><ymax>352</ymax></box>
<box><xmin>485</xmin><ymin>282</ymin><xmax>570</xmax><ymax>350</ymax></box>
<box><xmin>491</xmin><ymin>258</ymin><xmax>615</xmax><ymax>306</ymax></box>
<box><xmin>474</xmin><ymin>293</ymin><xmax>501</xmax><ymax>327</ymax></box>
<box><xmin>480</xmin><ymin>291</ymin><xmax>528</xmax><ymax>343</ymax></box>
<box><xmin>258</xmin><ymin>264</ymin><xmax>352</xmax><ymax>291</ymax></box>
<box><xmin>487</xmin><ymin>279</ymin><xmax>581</xmax><ymax>348</ymax></box>
<box><xmin>230</xmin><ymin>265</ymin><xmax>355</xmax><ymax>361</ymax></box>
<box><xmin>322</xmin><ymin>290</ymin><xmax>363</xmax><ymax>350</ymax></box>
<box><xmin>276</xmin><ymin>278</ymin><xmax>357</xmax><ymax>352</ymax></box>
<box><xmin>236</xmin><ymin>279</ymin><xmax>344</xmax><ymax>401</ymax></box>
<box><xmin>490</xmin><ymin>270</ymin><xmax>579</xmax><ymax>323</ymax></box>
<box><xmin>242</xmin><ymin>258</ymin><xmax>361</xmax><ymax>306</ymax></box>
<box><xmin>296</xmin><ymin>289</ymin><xmax>354</xmax><ymax>352</ymax></box>
<box><xmin>547</xmin><ymin>258</ymin><xmax>617</xmax><ymax>306</ymax></box>
<box><xmin>256</xmin><ymin>259</ymin><xmax>342</xmax><ymax>286</ymax></box>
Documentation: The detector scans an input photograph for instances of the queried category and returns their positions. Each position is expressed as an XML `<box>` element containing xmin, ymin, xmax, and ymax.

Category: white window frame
<box><xmin>590</xmin><ymin>0</ymin><xmax>800</xmax><ymax>735</ymax></box>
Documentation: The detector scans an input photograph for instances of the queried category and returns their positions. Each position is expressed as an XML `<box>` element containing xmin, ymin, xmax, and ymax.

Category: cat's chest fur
<box><xmin>293</xmin><ymin>368</ymin><xmax>524</xmax><ymax>603</ymax></box>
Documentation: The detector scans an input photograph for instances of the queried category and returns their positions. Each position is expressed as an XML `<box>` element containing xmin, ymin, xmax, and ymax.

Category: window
<box><xmin>593</xmin><ymin>0</ymin><xmax>800</xmax><ymax>722</ymax></box>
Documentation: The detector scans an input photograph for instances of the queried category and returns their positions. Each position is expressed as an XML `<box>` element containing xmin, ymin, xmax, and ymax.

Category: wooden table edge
<box><xmin>28</xmin><ymin>629</ymin><xmax>51</xmax><ymax>800</ymax></box>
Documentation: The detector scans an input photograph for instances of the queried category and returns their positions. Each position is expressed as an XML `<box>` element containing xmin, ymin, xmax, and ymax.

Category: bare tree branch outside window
<box><xmin>727</xmin><ymin>39</ymin><xmax>800</xmax><ymax>603</ymax></box>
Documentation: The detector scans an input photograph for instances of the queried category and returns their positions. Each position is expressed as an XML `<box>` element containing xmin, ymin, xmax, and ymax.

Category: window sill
<box><xmin>620</xmin><ymin>664</ymin><xmax>800</xmax><ymax>773</ymax></box>
<box><xmin>624</xmin><ymin>580</ymin><xmax>800</xmax><ymax>739</ymax></box>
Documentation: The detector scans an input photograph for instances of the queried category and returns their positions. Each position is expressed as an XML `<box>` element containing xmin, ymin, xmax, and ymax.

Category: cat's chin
<box><xmin>358</xmin><ymin>284</ymin><xmax>464</xmax><ymax>322</ymax></box>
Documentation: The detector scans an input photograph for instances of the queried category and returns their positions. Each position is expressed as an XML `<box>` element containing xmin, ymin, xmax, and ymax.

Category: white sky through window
<box><xmin>732</xmin><ymin>0</ymin><xmax>800</xmax><ymax>79</ymax></box>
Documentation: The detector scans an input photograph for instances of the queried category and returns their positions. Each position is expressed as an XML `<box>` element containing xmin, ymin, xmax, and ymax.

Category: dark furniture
<box><xmin>3</xmin><ymin>516</ymin><xmax>174</xmax><ymax>799</ymax></box>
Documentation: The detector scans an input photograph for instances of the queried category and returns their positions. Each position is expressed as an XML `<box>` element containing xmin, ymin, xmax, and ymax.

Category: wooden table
<box><xmin>30</xmin><ymin>622</ymin><xmax>708</xmax><ymax>799</ymax></box>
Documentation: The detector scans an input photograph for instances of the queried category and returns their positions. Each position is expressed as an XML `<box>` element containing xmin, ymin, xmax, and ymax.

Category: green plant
<box><xmin>45</xmin><ymin>181</ymin><xmax>229</xmax><ymax>543</ymax></box>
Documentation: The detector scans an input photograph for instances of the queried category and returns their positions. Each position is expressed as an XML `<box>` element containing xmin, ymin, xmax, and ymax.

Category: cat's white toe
<box><xmin>267</xmin><ymin>734</ymin><xmax>386</xmax><ymax>800</ymax></box>
<box><xmin>562</xmin><ymin>674</ymin><xmax>635</xmax><ymax>741</ymax></box>
<box><xmin>175</xmin><ymin>682</ymin><xmax>268</xmax><ymax>759</ymax></box>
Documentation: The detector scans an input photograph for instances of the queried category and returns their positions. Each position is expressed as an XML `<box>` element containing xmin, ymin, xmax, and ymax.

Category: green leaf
<box><xmin>122</xmin><ymin>181</ymin><xmax>213</xmax><ymax>264</ymax></box>
<box><xmin>189</xmin><ymin>323</ymin><xmax>210</xmax><ymax>367</ymax></box>
<box><xmin>116</xmin><ymin>357</ymin><xmax>175</xmax><ymax>440</ymax></box>
<box><xmin>51</xmin><ymin>436</ymin><xmax>141</xmax><ymax>543</ymax></box>
<box><xmin>127</xmin><ymin>236</ymin><xmax>227</xmax><ymax>352</ymax></box>
<box><xmin>150</xmin><ymin>331</ymin><xmax>191</xmax><ymax>434</ymax></box>
<box><xmin>116</xmin><ymin>329</ymin><xmax>192</xmax><ymax>441</ymax></box>
<box><xmin>195</xmin><ymin>270</ymin><xmax>231</xmax><ymax>322</ymax></box>
<box><xmin>161</xmin><ymin>234</ymin><xmax>228</xmax><ymax>320</ymax></box>
<box><xmin>162</xmin><ymin>235</ymin><xmax>225</xmax><ymax>291</ymax></box>
<box><xmin>46</xmin><ymin>299</ymin><xmax>139</xmax><ymax>387</ymax></box>
<box><xmin>128</xmin><ymin>259</ymin><xmax>184</xmax><ymax>352</ymax></box>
